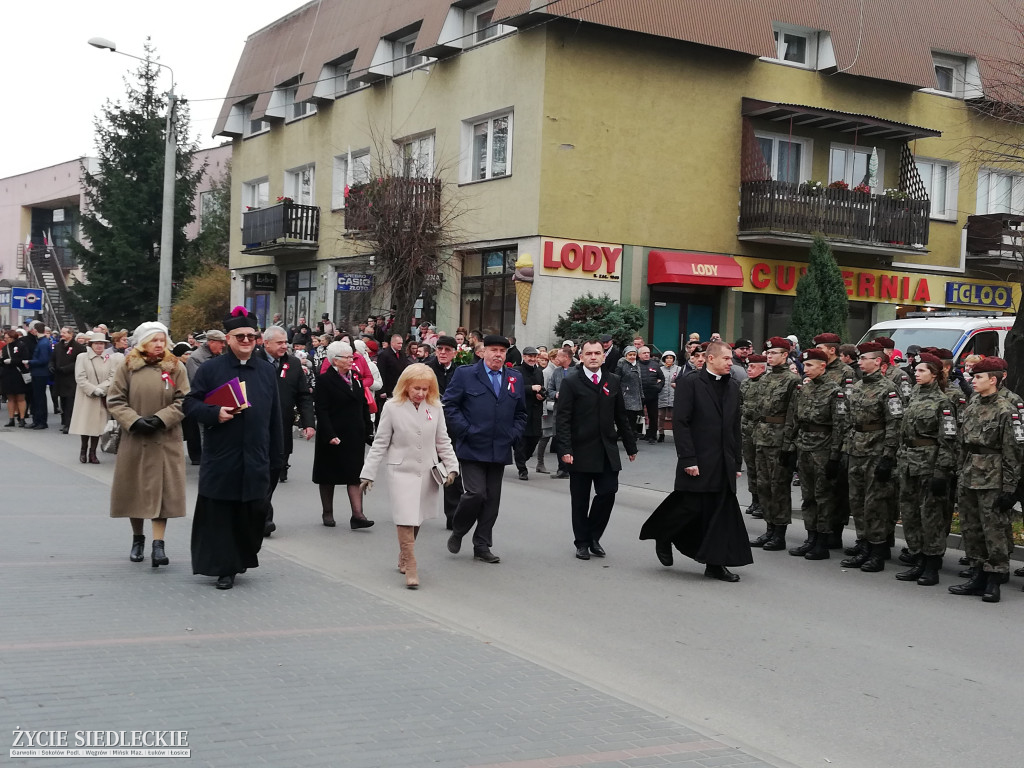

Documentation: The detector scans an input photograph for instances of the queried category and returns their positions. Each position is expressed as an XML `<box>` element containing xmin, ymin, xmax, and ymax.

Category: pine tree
<box><xmin>69</xmin><ymin>40</ymin><xmax>203</xmax><ymax>330</ymax></box>
<box><xmin>553</xmin><ymin>293</ymin><xmax>647</xmax><ymax>348</ymax></box>
<box><xmin>789</xmin><ymin>234</ymin><xmax>849</xmax><ymax>347</ymax></box>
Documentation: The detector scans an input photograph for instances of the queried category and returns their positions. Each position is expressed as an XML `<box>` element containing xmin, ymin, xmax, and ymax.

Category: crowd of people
<box><xmin>2</xmin><ymin>313</ymin><xmax>1020</xmax><ymax>601</ymax></box>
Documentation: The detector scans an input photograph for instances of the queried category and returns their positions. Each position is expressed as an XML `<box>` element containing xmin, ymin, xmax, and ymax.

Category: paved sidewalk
<box><xmin>0</xmin><ymin>427</ymin><xmax>790</xmax><ymax>768</ymax></box>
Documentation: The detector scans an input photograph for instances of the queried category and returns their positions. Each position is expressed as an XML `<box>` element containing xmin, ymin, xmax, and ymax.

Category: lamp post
<box><xmin>89</xmin><ymin>37</ymin><xmax>176</xmax><ymax>327</ymax></box>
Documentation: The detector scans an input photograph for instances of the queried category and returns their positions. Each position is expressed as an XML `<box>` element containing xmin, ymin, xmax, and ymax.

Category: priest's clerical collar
<box><xmin>706</xmin><ymin>369</ymin><xmax>723</xmax><ymax>381</ymax></box>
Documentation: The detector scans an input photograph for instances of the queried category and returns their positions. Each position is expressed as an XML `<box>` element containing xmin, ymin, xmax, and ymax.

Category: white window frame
<box><xmin>400</xmin><ymin>134</ymin><xmax>435</xmax><ymax>178</ymax></box>
<box><xmin>767</xmin><ymin>23</ymin><xmax>818</xmax><ymax>69</ymax></box>
<box><xmin>283</xmin><ymin>86</ymin><xmax>317</xmax><ymax>121</ymax></box>
<box><xmin>466</xmin><ymin>1</ymin><xmax>514</xmax><ymax>45</ymax></box>
<box><xmin>283</xmin><ymin>164</ymin><xmax>316</xmax><ymax>206</ymax></box>
<box><xmin>827</xmin><ymin>143</ymin><xmax>884</xmax><ymax>193</ymax></box>
<box><xmin>242</xmin><ymin>103</ymin><xmax>268</xmax><ymax>137</ymax></box>
<box><xmin>976</xmin><ymin>168</ymin><xmax>1024</xmax><ymax>215</ymax></box>
<box><xmin>914</xmin><ymin>157</ymin><xmax>959</xmax><ymax>220</ymax></box>
<box><xmin>396</xmin><ymin>33</ymin><xmax>433</xmax><ymax>72</ymax></box>
<box><xmin>461</xmin><ymin>110</ymin><xmax>513</xmax><ymax>183</ymax></box>
<box><xmin>754</xmin><ymin>131</ymin><xmax>812</xmax><ymax>184</ymax></box>
<box><xmin>242</xmin><ymin>177</ymin><xmax>269</xmax><ymax>213</ymax></box>
<box><xmin>332</xmin><ymin>150</ymin><xmax>372</xmax><ymax>209</ymax></box>
<box><xmin>925</xmin><ymin>54</ymin><xmax>967</xmax><ymax>98</ymax></box>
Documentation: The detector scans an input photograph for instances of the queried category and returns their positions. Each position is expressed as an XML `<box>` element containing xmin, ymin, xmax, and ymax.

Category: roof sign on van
<box><xmin>945</xmin><ymin>282</ymin><xmax>1013</xmax><ymax>309</ymax></box>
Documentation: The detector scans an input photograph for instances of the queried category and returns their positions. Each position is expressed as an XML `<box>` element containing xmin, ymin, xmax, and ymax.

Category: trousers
<box><xmin>958</xmin><ymin>487</ymin><xmax>1012</xmax><ymax>574</ymax></box>
<box><xmin>755</xmin><ymin>445</ymin><xmax>792</xmax><ymax>525</ymax></box>
<box><xmin>797</xmin><ymin>450</ymin><xmax>834</xmax><ymax>533</ymax></box>
<box><xmin>452</xmin><ymin>460</ymin><xmax>506</xmax><ymax>552</ymax></box>
<box><xmin>569</xmin><ymin>458</ymin><xmax>619</xmax><ymax>546</ymax></box>
<box><xmin>847</xmin><ymin>454</ymin><xmax>892</xmax><ymax>544</ymax></box>
<box><xmin>896</xmin><ymin>470</ymin><xmax>947</xmax><ymax>556</ymax></box>
<box><xmin>514</xmin><ymin>435</ymin><xmax>540</xmax><ymax>472</ymax></box>
<box><xmin>741</xmin><ymin>434</ymin><xmax>757</xmax><ymax>496</ymax></box>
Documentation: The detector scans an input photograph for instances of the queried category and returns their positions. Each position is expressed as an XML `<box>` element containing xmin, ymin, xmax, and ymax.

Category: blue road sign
<box><xmin>11</xmin><ymin>287</ymin><xmax>44</xmax><ymax>311</ymax></box>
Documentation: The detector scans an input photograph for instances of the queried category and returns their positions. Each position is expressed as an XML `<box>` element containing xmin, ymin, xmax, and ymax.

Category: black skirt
<box><xmin>639</xmin><ymin>489</ymin><xmax>754</xmax><ymax>567</ymax></box>
<box><xmin>190</xmin><ymin>496</ymin><xmax>265</xmax><ymax>577</ymax></box>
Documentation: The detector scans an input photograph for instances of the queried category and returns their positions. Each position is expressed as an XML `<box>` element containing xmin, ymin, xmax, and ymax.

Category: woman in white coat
<box><xmin>69</xmin><ymin>331</ymin><xmax>124</xmax><ymax>464</ymax></box>
<box><xmin>360</xmin><ymin>363</ymin><xmax>458</xmax><ymax>588</ymax></box>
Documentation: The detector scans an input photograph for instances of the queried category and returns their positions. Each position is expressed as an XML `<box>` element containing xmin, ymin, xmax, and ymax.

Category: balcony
<box><xmin>738</xmin><ymin>180</ymin><xmax>931</xmax><ymax>256</ymax></box>
<box><xmin>16</xmin><ymin>243</ymin><xmax>77</xmax><ymax>272</ymax></box>
<box><xmin>241</xmin><ymin>201</ymin><xmax>320</xmax><ymax>255</ymax></box>
<box><xmin>965</xmin><ymin>212</ymin><xmax>1023</xmax><ymax>270</ymax></box>
<box><xmin>344</xmin><ymin>177</ymin><xmax>441</xmax><ymax>235</ymax></box>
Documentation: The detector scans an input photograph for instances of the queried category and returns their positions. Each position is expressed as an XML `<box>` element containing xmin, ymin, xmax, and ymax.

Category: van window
<box><xmin>863</xmin><ymin>328</ymin><xmax>964</xmax><ymax>352</ymax></box>
<box><xmin>957</xmin><ymin>330</ymin><xmax>999</xmax><ymax>365</ymax></box>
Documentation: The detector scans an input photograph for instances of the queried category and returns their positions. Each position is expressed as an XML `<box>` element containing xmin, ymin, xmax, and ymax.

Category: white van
<box><xmin>862</xmin><ymin>313</ymin><xmax>1015</xmax><ymax>366</ymax></box>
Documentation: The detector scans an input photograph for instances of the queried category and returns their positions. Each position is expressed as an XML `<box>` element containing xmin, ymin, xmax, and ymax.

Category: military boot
<box><xmin>826</xmin><ymin>531</ymin><xmax>845</xmax><ymax>550</ymax></box>
<box><xmin>840</xmin><ymin>542</ymin><xmax>872</xmax><ymax>568</ymax></box>
<box><xmin>898</xmin><ymin>547</ymin><xmax>917</xmax><ymax>566</ymax></box>
<box><xmin>788</xmin><ymin>531</ymin><xmax>816</xmax><ymax>557</ymax></box>
<box><xmin>895</xmin><ymin>554</ymin><xmax>924</xmax><ymax>581</ymax></box>
<box><xmin>982</xmin><ymin>572</ymin><xmax>1006</xmax><ymax>603</ymax></box>
<box><xmin>916</xmin><ymin>555</ymin><xmax>942</xmax><ymax>586</ymax></box>
<box><xmin>860</xmin><ymin>543</ymin><xmax>888</xmax><ymax>572</ymax></box>
<box><xmin>804</xmin><ymin>533</ymin><xmax>831</xmax><ymax>560</ymax></box>
<box><xmin>948</xmin><ymin>567</ymin><xmax>987</xmax><ymax>596</ymax></box>
<box><xmin>843</xmin><ymin>539</ymin><xmax>866</xmax><ymax>556</ymax></box>
<box><xmin>749</xmin><ymin>522</ymin><xmax>774</xmax><ymax>548</ymax></box>
<box><xmin>762</xmin><ymin>524</ymin><xmax>788</xmax><ymax>551</ymax></box>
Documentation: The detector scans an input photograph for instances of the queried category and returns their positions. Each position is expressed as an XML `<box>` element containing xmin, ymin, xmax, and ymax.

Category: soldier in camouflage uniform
<box><xmin>740</xmin><ymin>354</ymin><xmax>767</xmax><ymax>518</ymax></box>
<box><xmin>782</xmin><ymin>349</ymin><xmax>846</xmax><ymax>560</ymax></box>
<box><xmin>948</xmin><ymin>357</ymin><xmax>1022</xmax><ymax>603</ymax></box>
<box><xmin>840</xmin><ymin>342</ymin><xmax>902</xmax><ymax>572</ymax></box>
<box><xmin>750</xmin><ymin>337</ymin><xmax>801</xmax><ymax>552</ymax></box>
<box><xmin>814</xmin><ymin>333</ymin><xmax>856</xmax><ymax>548</ymax></box>
<box><xmin>894</xmin><ymin>353</ymin><xmax>956</xmax><ymax>586</ymax></box>
<box><xmin>875</xmin><ymin>337</ymin><xmax>914</xmax><ymax>403</ymax></box>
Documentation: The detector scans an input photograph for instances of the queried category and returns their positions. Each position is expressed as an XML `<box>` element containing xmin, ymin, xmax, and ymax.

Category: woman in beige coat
<box><xmin>106</xmin><ymin>322</ymin><xmax>189</xmax><ymax>567</ymax></box>
<box><xmin>360</xmin><ymin>364</ymin><xmax>459</xmax><ymax>588</ymax></box>
<box><xmin>69</xmin><ymin>331</ymin><xmax>123</xmax><ymax>464</ymax></box>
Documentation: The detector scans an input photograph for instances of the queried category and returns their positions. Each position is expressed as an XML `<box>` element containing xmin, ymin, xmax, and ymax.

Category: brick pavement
<box><xmin>0</xmin><ymin>427</ymin><xmax>790</xmax><ymax>768</ymax></box>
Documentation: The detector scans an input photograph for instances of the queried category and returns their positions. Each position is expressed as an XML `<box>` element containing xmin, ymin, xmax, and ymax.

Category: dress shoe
<box><xmin>646</xmin><ymin>435</ymin><xmax>657</xmax><ymax>444</ymax></box>
<box><xmin>31</xmin><ymin>423</ymin><xmax>47</xmax><ymax>430</ymax></box>
<box><xmin>704</xmin><ymin>564</ymin><xmax>740</xmax><ymax>582</ymax></box>
<box><xmin>655</xmin><ymin>540</ymin><xmax>673</xmax><ymax>566</ymax></box>
<box><xmin>535</xmin><ymin>464</ymin><xmax>550</xmax><ymax>474</ymax></box>
<box><xmin>761</xmin><ymin>524</ymin><xmax>788</xmax><ymax>551</ymax></box>
<box><xmin>80</xmin><ymin>449</ymin><xmax>88</xmax><ymax>464</ymax></box>
<box><xmin>322</xmin><ymin>511</ymin><xmax>336</xmax><ymax>527</ymax></box>
<box><xmin>130</xmin><ymin>535</ymin><xmax>145</xmax><ymax>563</ymax></box>
<box><xmin>589</xmin><ymin>541</ymin><xmax>606</xmax><ymax>557</ymax></box>
<box><xmin>151</xmin><ymin>539</ymin><xmax>169</xmax><ymax>568</ymax></box>
<box><xmin>948</xmin><ymin>567</ymin><xmax>986</xmax><ymax>596</ymax></box>
<box><xmin>59</xmin><ymin>425</ymin><xmax>69</xmax><ymax>434</ymax></box>
<box><xmin>216</xmin><ymin>575</ymin><xmax>234</xmax><ymax>590</ymax></box>
<box><xmin>264</xmin><ymin>521</ymin><xmax>277</xmax><ymax>537</ymax></box>
<box><xmin>474</xmin><ymin>549</ymin><xmax>500</xmax><ymax>564</ymax></box>
<box><xmin>553</xmin><ymin>470</ymin><xmax>569</xmax><ymax>479</ymax></box>
<box><xmin>657</xmin><ymin>432</ymin><xmax>665</xmax><ymax>443</ymax></box>
<box><xmin>447</xmin><ymin>533</ymin><xmax>463</xmax><ymax>554</ymax></box>
<box><xmin>575</xmin><ymin>545</ymin><xmax>591</xmax><ymax>560</ymax></box>
<box><xmin>279</xmin><ymin>465</ymin><xmax>289</xmax><ymax>483</ymax></box>
<box><xmin>518</xmin><ymin>469</ymin><xmax>529</xmax><ymax>481</ymax></box>
<box><xmin>350</xmin><ymin>516</ymin><xmax>375</xmax><ymax>530</ymax></box>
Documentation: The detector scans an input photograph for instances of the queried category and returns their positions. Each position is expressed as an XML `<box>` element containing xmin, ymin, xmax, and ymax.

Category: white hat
<box><xmin>132</xmin><ymin>321</ymin><xmax>169</xmax><ymax>347</ymax></box>
<box><xmin>87</xmin><ymin>331</ymin><xmax>107</xmax><ymax>344</ymax></box>
<box><xmin>787</xmin><ymin>334</ymin><xmax>799</xmax><ymax>345</ymax></box>
<box><xmin>662</xmin><ymin>350</ymin><xmax>677</xmax><ymax>359</ymax></box>
<box><xmin>354</xmin><ymin>339</ymin><xmax>368</xmax><ymax>356</ymax></box>
<box><xmin>562</xmin><ymin>340</ymin><xmax>576</xmax><ymax>348</ymax></box>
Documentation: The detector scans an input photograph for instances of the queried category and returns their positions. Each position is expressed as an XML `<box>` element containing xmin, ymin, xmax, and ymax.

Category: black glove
<box><xmin>874</xmin><ymin>457</ymin><xmax>894</xmax><ymax>482</ymax></box>
<box><xmin>141</xmin><ymin>415</ymin><xmax>164</xmax><ymax>431</ymax></box>
<box><xmin>825</xmin><ymin>459</ymin><xmax>841</xmax><ymax>480</ymax></box>
<box><xmin>366</xmin><ymin>434</ymin><xmax>375</xmax><ymax>446</ymax></box>
<box><xmin>130</xmin><ymin>418</ymin><xmax>158</xmax><ymax>435</ymax></box>
<box><xmin>998</xmin><ymin>492</ymin><xmax>1017</xmax><ymax>512</ymax></box>
<box><xmin>929</xmin><ymin>476</ymin><xmax>948</xmax><ymax>496</ymax></box>
<box><xmin>781</xmin><ymin>450</ymin><xmax>798</xmax><ymax>473</ymax></box>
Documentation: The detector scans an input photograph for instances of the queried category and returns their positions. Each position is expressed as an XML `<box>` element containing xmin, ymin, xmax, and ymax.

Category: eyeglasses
<box><xmin>230</xmin><ymin>334</ymin><xmax>259</xmax><ymax>342</ymax></box>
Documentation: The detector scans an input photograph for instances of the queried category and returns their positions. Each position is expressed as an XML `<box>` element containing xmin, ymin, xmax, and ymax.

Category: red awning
<box><xmin>647</xmin><ymin>251</ymin><xmax>744</xmax><ymax>287</ymax></box>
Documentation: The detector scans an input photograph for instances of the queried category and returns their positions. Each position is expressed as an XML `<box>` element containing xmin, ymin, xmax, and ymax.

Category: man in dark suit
<box><xmin>442</xmin><ymin>335</ymin><xmax>528</xmax><ymax>563</ymax></box>
<box><xmin>427</xmin><ymin>335</ymin><xmax>464</xmax><ymax>529</ymax></box>
<box><xmin>514</xmin><ymin>346</ymin><xmax>546</xmax><ymax>480</ymax></box>
<box><xmin>599</xmin><ymin>333</ymin><xmax>621</xmax><ymax>375</ymax></box>
<box><xmin>262</xmin><ymin>326</ymin><xmax>315</xmax><ymax>535</ymax></box>
<box><xmin>640</xmin><ymin>340</ymin><xmax>752</xmax><ymax>582</ymax></box>
<box><xmin>505</xmin><ymin>336</ymin><xmax>523</xmax><ymax>366</ymax></box>
<box><xmin>376</xmin><ymin>333</ymin><xmax>409</xmax><ymax>411</ymax></box>
<box><xmin>556</xmin><ymin>339</ymin><xmax>638</xmax><ymax>560</ymax></box>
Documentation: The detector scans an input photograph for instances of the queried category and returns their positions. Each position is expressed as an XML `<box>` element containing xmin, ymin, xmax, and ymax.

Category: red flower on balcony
<box><xmin>852</xmin><ymin>183</ymin><xmax>872</xmax><ymax>194</ymax></box>
<box><xmin>828</xmin><ymin>180</ymin><xmax>849</xmax><ymax>190</ymax></box>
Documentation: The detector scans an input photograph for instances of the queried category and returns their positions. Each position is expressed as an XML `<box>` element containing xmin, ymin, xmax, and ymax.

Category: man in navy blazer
<box><xmin>442</xmin><ymin>335</ymin><xmax>528</xmax><ymax>563</ymax></box>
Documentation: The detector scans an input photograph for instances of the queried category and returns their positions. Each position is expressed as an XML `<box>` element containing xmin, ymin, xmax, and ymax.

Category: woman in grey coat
<box><xmin>615</xmin><ymin>347</ymin><xmax>644</xmax><ymax>436</ymax></box>
<box><xmin>657</xmin><ymin>351</ymin><xmax>682</xmax><ymax>443</ymax></box>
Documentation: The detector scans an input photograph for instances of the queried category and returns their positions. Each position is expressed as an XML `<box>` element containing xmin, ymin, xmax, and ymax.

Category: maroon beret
<box><xmin>917</xmin><ymin>353</ymin><xmax>943</xmax><ymax>368</ymax></box>
<box><xmin>747</xmin><ymin>354</ymin><xmax>767</xmax><ymax>363</ymax></box>
<box><xmin>699</xmin><ymin>341</ymin><xmax>711</xmax><ymax>352</ymax></box>
<box><xmin>801</xmin><ymin>349</ymin><xmax>829</xmax><ymax>362</ymax></box>
<box><xmin>873</xmin><ymin>337</ymin><xmax>896</xmax><ymax>349</ymax></box>
<box><xmin>813</xmin><ymin>333</ymin><xmax>842</xmax><ymax>345</ymax></box>
<box><xmin>857</xmin><ymin>342</ymin><xmax>884</xmax><ymax>354</ymax></box>
<box><xmin>766</xmin><ymin>336</ymin><xmax>792</xmax><ymax>351</ymax></box>
<box><xmin>972</xmin><ymin>357</ymin><xmax>1007</xmax><ymax>374</ymax></box>
<box><xmin>935</xmin><ymin>348</ymin><xmax>954</xmax><ymax>361</ymax></box>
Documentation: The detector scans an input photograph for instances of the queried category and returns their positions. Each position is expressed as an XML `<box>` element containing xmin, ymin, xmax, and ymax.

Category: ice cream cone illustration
<box><xmin>513</xmin><ymin>253</ymin><xmax>534</xmax><ymax>324</ymax></box>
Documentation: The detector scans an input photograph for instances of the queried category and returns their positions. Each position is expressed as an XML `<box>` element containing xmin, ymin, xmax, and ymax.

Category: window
<box><xmin>915</xmin><ymin>158</ymin><xmax>958</xmax><ymax>219</ymax></box>
<box><xmin>928</xmin><ymin>54</ymin><xmax>967</xmax><ymax>97</ymax></box>
<box><xmin>467</xmin><ymin>1</ymin><xmax>513</xmax><ymax>44</ymax></box>
<box><xmin>401</xmin><ymin>134</ymin><xmax>434</xmax><ymax>178</ymax></box>
<box><xmin>460</xmin><ymin>248</ymin><xmax>517</xmax><ymax>337</ymax></box>
<box><xmin>466</xmin><ymin>112</ymin><xmax>512</xmax><ymax>181</ymax></box>
<box><xmin>397</xmin><ymin>34</ymin><xmax>433</xmax><ymax>71</ymax></box>
<box><xmin>199</xmin><ymin>191</ymin><xmax>217</xmax><ymax>232</ymax></box>
<box><xmin>242</xmin><ymin>178</ymin><xmax>269</xmax><ymax>211</ymax></box>
<box><xmin>284</xmin><ymin>165</ymin><xmax>315</xmax><ymax>206</ymax></box>
<box><xmin>828</xmin><ymin>144</ymin><xmax>883</xmax><ymax>191</ymax></box>
<box><xmin>332</xmin><ymin>151</ymin><xmax>372</xmax><ymax>209</ymax></box>
<box><xmin>769</xmin><ymin>23</ymin><xmax>817</xmax><ymax>68</ymax></box>
<box><xmin>756</xmin><ymin>133</ymin><xmax>810</xmax><ymax>183</ymax></box>
<box><xmin>242</xmin><ymin>103</ymin><xmax>268</xmax><ymax>137</ymax></box>
<box><xmin>283</xmin><ymin>87</ymin><xmax>316</xmax><ymax>121</ymax></box>
<box><xmin>977</xmin><ymin>169</ymin><xmax>1024</xmax><ymax>215</ymax></box>
<box><xmin>285</xmin><ymin>269</ymin><xmax>317</xmax><ymax>329</ymax></box>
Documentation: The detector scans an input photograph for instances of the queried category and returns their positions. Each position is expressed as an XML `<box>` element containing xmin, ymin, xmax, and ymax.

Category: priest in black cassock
<box><xmin>185</xmin><ymin>307</ymin><xmax>283</xmax><ymax>589</ymax></box>
<box><xmin>639</xmin><ymin>340</ymin><xmax>752</xmax><ymax>581</ymax></box>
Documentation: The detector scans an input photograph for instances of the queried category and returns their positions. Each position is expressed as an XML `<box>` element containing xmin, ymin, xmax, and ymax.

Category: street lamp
<box><xmin>88</xmin><ymin>37</ymin><xmax>177</xmax><ymax>327</ymax></box>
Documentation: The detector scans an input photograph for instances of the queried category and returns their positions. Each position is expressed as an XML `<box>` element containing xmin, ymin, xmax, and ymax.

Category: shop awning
<box><xmin>648</xmin><ymin>251</ymin><xmax>744</xmax><ymax>287</ymax></box>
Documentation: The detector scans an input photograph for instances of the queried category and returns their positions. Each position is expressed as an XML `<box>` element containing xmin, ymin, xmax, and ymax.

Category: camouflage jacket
<box><xmin>739</xmin><ymin>374</ymin><xmax>765</xmax><ymax>440</ymax></box>
<box><xmin>753</xmin><ymin>365</ymin><xmax>800</xmax><ymax>448</ymax></box>
<box><xmin>823</xmin><ymin>357</ymin><xmax>855</xmax><ymax>388</ymax></box>
<box><xmin>885</xmin><ymin>364</ymin><xmax>914</xmax><ymax>403</ymax></box>
<box><xmin>897</xmin><ymin>382</ymin><xmax>956</xmax><ymax>477</ymax></box>
<box><xmin>783</xmin><ymin>375</ymin><xmax>846</xmax><ymax>456</ymax></box>
<box><xmin>958</xmin><ymin>392</ymin><xmax>1022</xmax><ymax>492</ymax></box>
<box><xmin>842</xmin><ymin>371</ymin><xmax>902</xmax><ymax>458</ymax></box>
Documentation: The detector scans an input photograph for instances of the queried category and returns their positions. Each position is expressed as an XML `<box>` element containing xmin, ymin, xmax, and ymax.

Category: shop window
<box><xmin>460</xmin><ymin>248</ymin><xmax>517</xmax><ymax>337</ymax></box>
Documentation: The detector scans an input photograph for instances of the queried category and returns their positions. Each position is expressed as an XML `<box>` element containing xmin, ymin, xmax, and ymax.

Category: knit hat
<box><xmin>132</xmin><ymin>321</ymin><xmax>169</xmax><ymax>347</ymax></box>
<box><xmin>801</xmin><ymin>349</ymin><xmax>828</xmax><ymax>362</ymax></box>
<box><xmin>766</xmin><ymin>336</ymin><xmax>792</xmax><ymax>351</ymax></box>
<box><xmin>171</xmin><ymin>342</ymin><xmax>194</xmax><ymax>357</ymax></box>
<box><xmin>224</xmin><ymin>305</ymin><xmax>259</xmax><ymax>333</ymax></box>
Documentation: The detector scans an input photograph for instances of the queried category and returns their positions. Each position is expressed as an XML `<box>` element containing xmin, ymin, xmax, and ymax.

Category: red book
<box><xmin>204</xmin><ymin>378</ymin><xmax>249</xmax><ymax>410</ymax></box>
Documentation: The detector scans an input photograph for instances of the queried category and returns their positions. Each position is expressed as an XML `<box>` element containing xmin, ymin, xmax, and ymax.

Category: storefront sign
<box><xmin>250</xmin><ymin>273</ymin><xmax>277</xmax><ymax>291</ymax></box>
<box><xmin>945</xmin><ymin>281</ymin><xmax>1013</xmax><ymax>309</ymax></box>
<box><xmin>0</xmin><ymin>288</ymin><xmax>10</xmax><ymax>306</ymax></box>
<box><xmin>336</xmin><ymin>273</ymin><xmax>373</xmax><ymax>292</ymax></box>
<box><xmin>733</xmin><ymin>256</ymin><xmax>1019</xmax><ymax>310</ymax></box>
<box><xmin>541</xmin><ymin>238</ymin><xmax>622</xmax><ymax>280</ymax></box>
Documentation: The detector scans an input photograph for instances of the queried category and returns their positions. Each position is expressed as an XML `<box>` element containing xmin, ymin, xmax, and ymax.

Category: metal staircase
<box><xmin>15</xmin><ymin>244</ymin><xmax>85</xmax><ymax>331</ymax></box>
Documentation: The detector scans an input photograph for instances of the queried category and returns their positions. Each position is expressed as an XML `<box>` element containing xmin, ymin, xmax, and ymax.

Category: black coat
<box><xmin>516</xmin><ymin>362</ymin><xmax>546</xmax><ymax>438</ymax></box>
<box><xmin>554</xmin><ymin>366</ymin><xmax>637</xmax><ymax>473</ymax></box>
<box><xmin>638</xmin><ymin>359</ymin><xmax>665</xmax><ymax>404</ymax></box>
<box><xmin>270</xmin><ymin>352</ymin><xmax>314</xmax><ymax>456</ymax></box>
<box><xmin>376</xmin><ymin>348</ymin><xmax>409</xmax><ymax>400</ymax></box>
<box><xmin>506</xmin><ymin>345</ymin><xmax>523</xmax><ymax>366</ymax></box>
<box><xmin>183</xmin><ymin>349</ymin><xmax>284</xmax><ymax>502</ymax></box>
<box><xmin>52</xmin><ymin>340</ymin><xmax>85</xmax><ymax>397</ymax></box>
<box><xmin>312</xmin><ymin>366</ymin><xmax>373</xmax><ymax>485</ymax></box>
<box><xmin>0</xmin><ymin>338</ymin><xmax>30</xmax><ymax>396</ymax></box>
<box><xmin>601</xmin><ymin>345</ymin><xmax>622</xmax><ymax>375</ymax></box>
<box><xmin>426</xmin><ymin>357</ymin><xmax>459</xmax><ymax>396</ymax></box>
<box><xmin>672</xmin><ymin>368</ymin><xmax>742</xmax><ymax>493</ymax></box>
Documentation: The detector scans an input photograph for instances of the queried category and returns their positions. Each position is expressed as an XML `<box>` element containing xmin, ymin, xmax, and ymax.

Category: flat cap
<box><xmin>482</xmin><ymin>334</ymin><xmax>510</xmax><ymax>348</ymax></box>
<box><xmin>435</xmin><ymin>335</ymin><xmax>457</xmax><ymax>349</ymax></box>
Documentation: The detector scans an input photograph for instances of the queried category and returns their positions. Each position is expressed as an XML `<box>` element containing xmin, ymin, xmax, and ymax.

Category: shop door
<box><xmin>686</xmin><ymin>304</ymin><xmax>712</xmax><ymax>344</ymax></box>
<box><xmin>652</xmin><ymin>303</ymin><xmax>680</xmax><ymax>354</ymax></box>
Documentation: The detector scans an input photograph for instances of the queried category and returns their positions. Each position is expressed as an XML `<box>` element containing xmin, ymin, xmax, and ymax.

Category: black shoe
<box><xmin>474</xmin><ymin>549</ymin><xmax>500</xmax><ymax>564</ymax></box>
<box><xmin>840</xmin><ymin>546</ymin><xmax>872</xmax><ymax>568</ymax></box>
<box><xmin>657</xmin><ymin>433</ymin><xmax>665</xmax><ymax>443</ymax></box>
<box><xmin>843</xmin><ymin>539</ymin><xmax>867</xmax><ymax>557</ymax></box>
<box><xmin>190</xmin><ymin>458</ymin><xmax>201</xmax><ymax>466</ymax></box>
<box><xmin>949</xmin><ymin>567</ymin><xmax>987</xmax><ymax>596</ymax></box>
<box><xmin>827</xmin><ymin>531</ymin><xmax>845</xmax><ymax>550</ymax></box>
<box><xmin>898</xmin><ymin>550</ymin><xmax>918</xmax><ymax>566</ymax></box>
<box><xmin>762</xmin><ymin>524</ymin><xmax>788</xmax><ymax>551</ymax></box>
<box><xmin>792</xmin><ymin>474</ymin><xmax>800</xmax><ymax>486</ymax></box>
<box><xmin>788</xmin><ymin>532</ymin><xmax>816</xmax><ymax>557</ymax></box>
<box><xmin>655</xmin><ymin>540</ymin><xmax>673</xmax><ymax>566</ymax></box>
<box><xmin>279</xmin><ymin>465</ymin><xmax>288</xmax><ymax>483</ymax></box>
<box><xmin>959</xmin><ymin>555</ymin><xmax>971</xmax><ymax>566</ymax></box>
<box><xmin>958</xmin><ymin>566</ymin><xmax>974</xmax><ymax>578</ymax></box>
<box><xmin>216</xmin><ymin>575</ymin><xmax>234</xmax><ymax>590</ymax></box>
<box><xmin>804</xmin><ymin>534</ymin><xmax>831</xmax><ymax>560</ymax></box>
<box><xmin>895</xmin><ymin>554</ymin><xmax>924</xmax><ymax>581</ymax></box>
<box><xmin>518</xmin><ymin>469</ymin><xmax>529</xmax><ymax>481</ymax></box>
<box><xmin>264</xmin><ymin>521</ymin><xmax>276</xmax><ymax>537</ymax></box>
<box><xmin>151</xmin><ymin>539</ymin><xmax>169</xmax><ymax>568</ymax></box>
<box><xmin>575</xmin><ymin>545</ymin><xmax>591</xmax><ymax>560</ymax></box>
<box><xmin>750</xmin><ymin>523</ymin><xmax>774</xmax><ymax>548</ymax></box>
<box><xmin>860</xmin><ymin>543</ymin><xmax>888</xmax><ymax>572</ymax></box>
<box><xmin>447</xmin><ymin>533</ymin><xmax>463</xmax><ymax>554</ymax></box>
<box><xmin>917</xmin><ymin>555</ymin><xmax>941</xmax><ymax>586</ymax></box>
<box><xmin>646</xmin><ymin>435</ymin><xmax>657</xmax><ymax>444</ymax></box>
<box><xmin>322</xmin><ymin>512</ymin><xmax>336</xmax><ymax>527</ymax></box>
<box><xmin>589</xmin><ymin>541</ymin><xmax>606</xmax><ymax>557</ymax></box>
<box><xmin>750</xmin><ymin>506</ymin><xmax>764</xmax><ymax>519</ymax></box>
<box><xmin>4</xmin><ymin>419</ymin><xmax>13</xmax><ymax>427</ymax></box>
<box><xmin>553</xmin><ymin>470</ymin><xmax>569</xmax><ymax>479</ymax></box>
<box><xmin>59</xmin><ymin>425</ymin><xmax>69</xmax><ymax>434</ymax></box>
<box><xmin>130</xmin><ymin>535</ymin><xmax>145</xmax><ymax>563</ymax></box>
<box><xmin>350</xmin><ymin>516</ymin><xmax>374</xmax><ymax>529</ymax></box>
<box><xmin>982</xmin><ymin>573</ymin><xmax>1003</xmax><ymax>603</ymax></box>
<box><xmin>704</xmin><ymin>564</ymin><xmax>740</xmax><ymax>582</ymax></box>
<box><xmin>31</xmin><ymin>423</ymin><xmax>47</xmax><ymax>430</ymax></box>
<box><xmin>17</xmin><ymin>418</ymin><xmax>29</xmax><ymax>428</ymax></box>
<box><xmin>1014</xmin><ymin>566</ymin><xmax>1024</xmax><ymax>578</ymax></box>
